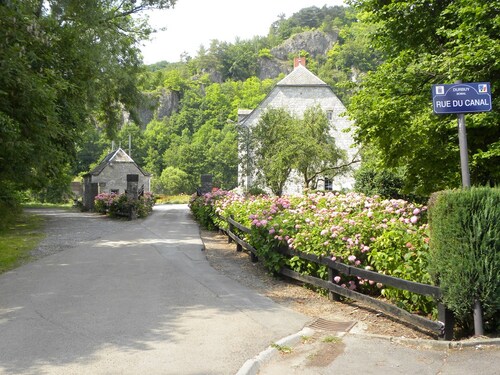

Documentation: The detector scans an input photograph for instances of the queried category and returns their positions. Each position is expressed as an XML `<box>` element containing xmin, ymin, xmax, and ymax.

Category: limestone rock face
<box><xmin>258</xmin><ymin>59</ymin><xmax>288</xmax><ymax>80</ymax></box>
<box><xmin>133</xmin><ymin>90</ymin><xmax>180</xmax><ymax>126</ymax></box>
<box><xmin>135</xmin><ymin>30</ymin><xmax>338</xmax><ymax>122</ymax></box>
<box><xmin>156</xmin><ymin>89</ymin><xmax>180</xmax><ymax>120</ymax></box>
<box><xmin>271</xmin><ymin>30</ymin><xmax>337</xmax><ymax>60</ymax></box>
<box><xmin>257</xmin><ymin>30</ymin><xmax>338</xmax><ymax>80</ymax></box>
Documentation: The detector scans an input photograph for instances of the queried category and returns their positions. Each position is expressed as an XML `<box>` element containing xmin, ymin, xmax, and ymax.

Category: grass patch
<box><xmin>155</xmin><ymin>194</ymin><xmax>191</xmax><ymax>204</ymax></box>
<box><xmin>22</xmin><ymin>202</ymin><xmax>74</xmax><ymax>209</ymax></box>
<box><xmin>0</xmin><ymin>213</ymin><xmax>45</xmax><ymax>274</ymax></box>
<box><xmin>271</xmin><ymin>343</ymin><xmax>293</xmax><ymax>354</ymax></box>
<box><xmin>301</xmin><ymin>335</ymin><xmax>314</xmax><ymax>344</ymax></box>
<box><xmin>322</xmin><ymin>335</ymin><xmax>341</xmax><ymax>344</ymax></box>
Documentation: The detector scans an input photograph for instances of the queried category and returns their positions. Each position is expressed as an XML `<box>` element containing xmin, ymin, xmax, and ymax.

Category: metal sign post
<box><xmin>431</xmin><ymin>80</ymin><xmax>493</xmax><ymax>337</ymax></box>
<box><xmin>456</xmin><ymin>112</ymin><xmax>470</xmax><ymax>188</ymax></box>
<box><xmin>432</xmin><ymin>81</ymin><xmax>492</xmax><ymax>188</ymax></box>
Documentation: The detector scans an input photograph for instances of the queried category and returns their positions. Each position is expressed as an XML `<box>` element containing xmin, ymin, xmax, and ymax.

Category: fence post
<box><xmin>438</xmin><ymin>302</ymin><xmax>455</xmax><ymax>340</ymax></box>
<box><xmin>228</xmin><ymin>216</ymin><xmax>234</xmax><ymax>244</ymax></box>
<box><xmin>227</xmin><ymin>215</ymin><xmax>242</xmax><ymax>251</ymax></box>
<box><xmin>328</xmin><ymin>267</ymin><xmax>341</xmax><ymax>301</ymax></box>
<box><xmin>129</xmin><ymin>206</ymin><xmax>137</xmax><ymax>220</ymax></box>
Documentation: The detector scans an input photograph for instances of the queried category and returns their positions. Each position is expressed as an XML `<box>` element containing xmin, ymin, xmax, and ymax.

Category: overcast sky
<box><xmin>140</xmin><ymin>0</ymin><xmax>347</xmax><ymax>64</ymax></box>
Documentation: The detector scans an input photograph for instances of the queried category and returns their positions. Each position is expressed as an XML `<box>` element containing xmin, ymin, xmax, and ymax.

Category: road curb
<box><xmin>236</xmin><ymin>327</ymin><xmax>500</xmax><ymax>375</ymax></box>
<box><xmin>348</xmin><ymin>331</ymin><xmax>500</xmax><ymax>350</ymax></box>
<box><xmin>236</xmin><ymin>327</ymin><xmax>316</xmax><ymax>375</ymax></box>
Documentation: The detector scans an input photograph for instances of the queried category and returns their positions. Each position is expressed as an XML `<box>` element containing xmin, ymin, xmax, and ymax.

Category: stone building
<box><xmin>82</xmin><ymin>148</ymin><xmax>151</xmax><ymax>210</ymax></box>
<box><xmin>238</xmin><ymin>57</ymin><xmax>360</xmax><ymax>195</ymax></box>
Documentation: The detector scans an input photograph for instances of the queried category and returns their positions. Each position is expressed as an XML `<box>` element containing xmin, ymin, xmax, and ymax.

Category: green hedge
<box><xmin>428</xmin><ymin>187</ymin><xmax>500</xmax><ymax>334</ymax></box>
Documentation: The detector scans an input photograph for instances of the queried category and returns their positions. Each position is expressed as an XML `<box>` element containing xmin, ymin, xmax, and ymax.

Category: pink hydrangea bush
<box><xmin>192</xmin><ymin>190</ymin><xmax>434</xmax><ymax>314</ymax></box>
<box><xmin>94</xmin><ymin>192</ymin><xmax>118</xmax><ymax>214</ymax></box>
<box><xmin>94</xmin><ymin>192</ymin><xmax>155</xmax><ymax>218</ymax></box>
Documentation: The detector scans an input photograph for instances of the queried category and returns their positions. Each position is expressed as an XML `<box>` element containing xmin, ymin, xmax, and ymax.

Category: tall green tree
<box><xmin>115</xmin><ymin>123</ymin><xmax>147</xmax><ymax>166</ymax></box>
<box><xmin>320</xmin><ymin>13</ymin><xmax>383</xmax><ymax>104</ymax></box>
<box><xmin>143</xmin><ymin>118</ymin><xmax>172</xmax><ymax>176</ymax></box>
<box><xmin>0</xmin><ymin>0</ymin><xmax>175</xmax><ymax>199</ymax></box>
<box><xmin>249</xmin><ymin>107</ymin><xmax>354</xmax><ymax>195</ymax></box>
<box><xmin>250</xmin><ymin>108</ymin><xmax>302</xmax><ymax>196</ymax></box>
<box><xmin>347</xmin><ymin>0</ymin><xmax>499</xmax><ymax>196</ymax></box>
<box><xmin>295</xmin><ymin>106</ymin><xmax>350</xmax><ymax>189</ymax></box>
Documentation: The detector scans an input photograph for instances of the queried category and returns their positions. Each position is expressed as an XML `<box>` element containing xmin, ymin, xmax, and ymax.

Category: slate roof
<box><xmin>238</xmin><ymin>64</ymin><xmax>332</xmax><ymax>126</ymax></box>
<box><xmin>85</xmin><ymin>148</ymin><xmax>150</xmax><ymax>176</ymax></box>
<box><xmin>276</xmin><ymin>64</ymin><xmax>328</xmax><ymax>87</ymax></box>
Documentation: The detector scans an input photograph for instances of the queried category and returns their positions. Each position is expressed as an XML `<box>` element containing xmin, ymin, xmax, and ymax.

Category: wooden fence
<box><xmin>222</xmin><ymin>215</ymin><xmax>455</xmax><ymax>340</ymax></box>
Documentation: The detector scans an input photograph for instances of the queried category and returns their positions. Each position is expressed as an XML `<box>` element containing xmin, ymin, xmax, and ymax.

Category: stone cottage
<box><xmin>238</xmin><ymin>57</ymin><xmax>360</xmax><ymax>194</ymax></box>
<box><xmin>82</xmin><ymin>148</ymin><xmax>151</xmax><ymax>210</ymax></box>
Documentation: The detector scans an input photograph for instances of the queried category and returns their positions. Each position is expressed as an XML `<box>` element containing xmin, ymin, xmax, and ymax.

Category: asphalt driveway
<box><xmin>0</xmin><ymin>205</ymin><xmax>308</xmax><ymax>375</ymax></box>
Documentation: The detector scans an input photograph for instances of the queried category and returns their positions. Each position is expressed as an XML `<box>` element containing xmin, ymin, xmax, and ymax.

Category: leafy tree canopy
<box><xmin>347</xmin><ymin>0</ymin><xmax>499</xmax><ymax>196</ymax></box>
<box><xmin>251</xmin><ymin>108</ymin><xmax>299</xmax><ymax>196</ymax></box>
<box><xmin>0</xmin><ymin>0</ymin><xmax>175</xmax><ymax>197</ymax></box>
<box><xmin>249</xmin><ymin>106</ymin><xmax>350</xmax><ymax>195</ymax></box>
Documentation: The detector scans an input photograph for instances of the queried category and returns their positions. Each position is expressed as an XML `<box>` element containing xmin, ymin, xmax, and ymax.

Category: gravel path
<box><xmin>200</xmin><ymin>229</ymin><xmax>439</xmax><ymax>340</ymax></box>
<box><xmin>26</xmin><ymin>208</ymin><xmax>136</xmax><ymax>260</ymax></box>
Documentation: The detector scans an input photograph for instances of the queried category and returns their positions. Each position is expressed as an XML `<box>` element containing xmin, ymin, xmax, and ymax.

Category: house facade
<box><xmin>238</xmin><ymin>58</ymin><xmax>360</xmax><ymax>195</ymax></box>
<box><xmin>82</xmin><ymin>148</ymin><xmax>151</xmax><ymax>210</ymax></box>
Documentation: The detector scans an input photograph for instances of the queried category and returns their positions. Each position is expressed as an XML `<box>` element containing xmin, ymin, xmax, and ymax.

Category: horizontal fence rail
<box><xmin>219</xmin><ymin>215</ymin><xmax>454</xmax><ymax>340</ymax></box>
<box><xmin>276</xmin><ymin>246</ymin><xmax>442</xmax><ymax>299</ymax></box>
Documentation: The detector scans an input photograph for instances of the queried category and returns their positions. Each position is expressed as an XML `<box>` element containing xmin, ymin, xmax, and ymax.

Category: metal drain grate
<box><xmin>307</xmin><ymin>318</ymin><xmax>356</xmax><ymax>332</ymax></box>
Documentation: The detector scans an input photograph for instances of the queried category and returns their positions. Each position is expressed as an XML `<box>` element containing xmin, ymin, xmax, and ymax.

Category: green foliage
<box><xmin>258</xmin><ymin>48</ymin><xmax>272</xmax><ymax>59</ymax></box>
<box><xmin>155</xmin><ymin>194</ymin><xmax>190</xmax><ymax>204</ymax></box>
<box><xmin>247</xmin><ymin>225</ymin><xmax>288</xmax><ymax>274</ymax></box>
<box><xmin>246</xmin><ymin>187</ymin><xmax>267</xmax><ymax>196</ymax></box>
<box><xmin>192</xmin><ymin>190</ymin><xmax>436</xmax><ymax>314</ymax></box>
<box><xmin>251</xmin><ymin>108</ymin><xmax>299</xmax><ymax>195</ymax></box>
<box><xmin>355</xmin><ymin>167</ymin><xmax>405</xmax><ymax>200</ymax></box>
<box><xmin>0</xmin><ymin>213</ymin><xmax>44</xmax><ymax>274</ymax></box>
<box><xmin>153</xmin><ymin>167</ymin><xmax>190</xmax><ymax>195</ymax></box>
<box><xmin>0</xmin><ymin>0</ymin><xmax>175</xmax><ymax>199</ymax></box>
<box><xmin>143</xmin><ymin>118</ymin><xmax>172</xmax><ymax>176</ymax></box>
<box><xmin>269</xmin><ymin>6</ymin><xmax>350</xmax><ymax>43</ymax></box>
<box><xmin>115</xmin><ymin>123</ymin><xmax>148</xmax><ymax>167</ymax></box>
<box><xmin>188</xmin><ymin>190</ymin><xmax>232</xmax><ymax>230</ymax></box>
<box><xmin>135</xmin><ymin>193</ymin><xmax>156</xmax><ymax>218</ymax></box>
<box><xmin>295</xmin><ymin>105</ymin><xmax>349</xmax><ymax>188</ymax></box>
<box><xmin>368</xmin><ymin>226</ymin><xmax>434</xmax><ymax>314</ymax></box>
<box><xmin>249</xmin><ymin>106</ymin><xmax>350</xmax><ymax>194</ymax></box>
<box><xmin>163</xmin><ymin>70</ymin><xmax>187</xmax><ymax>92</ymax></box>
<box><xmin>75</xmin><ymin>126</ymin><xmax>110</xmax><ymax>176</ymax></box>
<box><xmin>28</xmin><ymin>170</ymin><xmax>74</xmax><ymax>204</ymax></box>
<box><xmin>347</xmin><ymin>0</ymin><xmax>500</xmax><ymax>195</ymax></box>
<box><xmin>0</xmin><ymin>183</ymin><xmax>23</xmax><ymax>231</ymax></box>
<box><xmin>428</xmin><ymin>187</ymin><xmax>500</xmax><ymax>334</ymax></box>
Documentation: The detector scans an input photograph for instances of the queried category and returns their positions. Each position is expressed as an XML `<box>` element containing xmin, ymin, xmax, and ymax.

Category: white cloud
<box><xmin>140</xmin><ymin>0</ymin><xmax>346</xmax><ymax>64</ymax></box>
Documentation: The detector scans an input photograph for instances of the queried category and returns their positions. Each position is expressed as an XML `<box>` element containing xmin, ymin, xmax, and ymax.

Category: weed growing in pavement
<box><xmin>271</xmin><ymin>343</ymin><xmax>293</xmax><ymax>354</ymax></box>
<box><xmin>322</xmin><ymin>335</ymin><xmax>341</xmax><ymax>344</ymax></box>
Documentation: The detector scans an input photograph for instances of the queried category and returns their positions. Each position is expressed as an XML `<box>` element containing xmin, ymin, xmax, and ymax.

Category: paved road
<box><xmin>0</xmin><ymin>205</ymin><xmax>308</xmax><ymax>375</ymax></box>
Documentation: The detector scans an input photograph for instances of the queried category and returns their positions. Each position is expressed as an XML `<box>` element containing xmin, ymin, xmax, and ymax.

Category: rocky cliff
<box><xmin>258</xmin><ymin>30</ymin><xmax>338</xmax><ymax>79</ymax></box>
<box><xmin>134</xmin><ymin>30</ymin><xmax>338</xmax><ymax>124</ymax></box>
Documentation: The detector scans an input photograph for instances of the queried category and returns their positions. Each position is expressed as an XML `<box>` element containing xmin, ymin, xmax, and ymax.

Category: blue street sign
<box><xmin>432</xmin><ymin>82</ymin><xmax>492</xmax><ymax>114</ymax></box>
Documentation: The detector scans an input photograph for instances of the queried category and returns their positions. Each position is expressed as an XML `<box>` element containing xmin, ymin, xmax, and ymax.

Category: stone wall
<box><xmin>91</xmin><ymin>162</ymin><xmax>150</xmax><ymax>195</ymax></box>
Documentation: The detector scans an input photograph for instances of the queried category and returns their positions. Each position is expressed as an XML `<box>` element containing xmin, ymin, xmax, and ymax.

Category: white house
<box><xmin>238</xmin><ymin>57</ymin><xmax>360</xmax><ymax>195</ymax></box>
